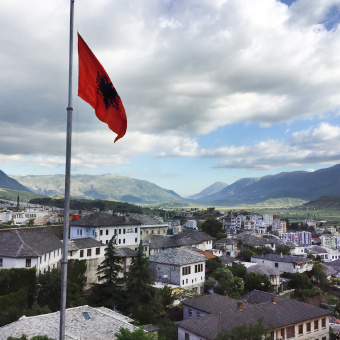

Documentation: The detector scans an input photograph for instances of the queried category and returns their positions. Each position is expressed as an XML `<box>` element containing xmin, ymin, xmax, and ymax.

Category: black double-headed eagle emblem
<box><xmin>96</xmin><ymin>72</ymin><xmax>120</xmax><ymax>110</ymax></box>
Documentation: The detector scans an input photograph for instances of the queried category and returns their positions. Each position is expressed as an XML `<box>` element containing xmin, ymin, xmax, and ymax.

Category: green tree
<box><xmin>229</xmin><ymin>263</ymin><xmax>247</xmax><ymax>279</ymax></box>
<box><xmin>243</xmin><ymin>272</ymin><xmax>272</xmax><ymax>294</ymax></box>
<box><xmin>124</xmin><ymin>242</ymin><xmax>162</xmax><ymax>324</ymax></box>
<box><xmin>213</xmin><ymin>268</ymin><xmax>244</xmax><ymax>298</ymax></box>
<box><xmin>201</xmin><ymin>218</ymin><xmax>223</xmax><ymax>238</ymax></box>
<box><xmin>215</xmin><ymin>319</ymin><xmax>271</xmax><ymax>340</ymax></box>
<box><xmin>275</xmin><ymin>245</ymin><xmax>291</xmax><ymax>256</ymax></box>
<box><xmin>311</xmin><ymin>263</ymin><xmax>328</xmax><ymax>285</ymax></box>
<box><xmin>115</xmin><ymin>327</ymin><xmax>157</xmax><ymax>340</ymax></box>
<box><xmin>37</xmin><ymin>268</ymin><xmax>61</xmax><ymax>311</ymax></box>
<box><xmin>67</xmin><ymin>259</ymin><xmax>87</xmax><ymax>307</ymax></box>
<box><xmin>206</xmin><ymin>257</ymin><xmax>223</xmax><ymax>272</ymax></box>
<box><xmin>89</xmin><ymin>235</ymin><xmax>124</xmax><ymax>309</ymax></box>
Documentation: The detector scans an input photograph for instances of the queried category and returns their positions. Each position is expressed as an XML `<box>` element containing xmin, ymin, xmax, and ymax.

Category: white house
<box><xmin>148</xmin><ymin>247</ymin><xmax>206</xmax><ymax>293</ymax></box>
<box><xmin>70</xmin><ymin>212</ymin><xmax>142</xmax><ymax>249</ymax></box>
<box><xmin>251</xmin><ymin>254</ymin><xmax>313</xmax><ymax>274</ymax></box>
<box><xmin>185</xmin><ymin>220</ymin><xmax>198</xmax><ymax>230</ymax></box>
<box><xmin>0</xmin><ymin>229</ymin><xmax>62</xmax><ymax>272</ymax></box>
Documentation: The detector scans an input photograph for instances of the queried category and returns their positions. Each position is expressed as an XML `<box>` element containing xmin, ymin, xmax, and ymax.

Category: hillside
<box><xmin>186</xmin><ymin>182</ymin><xmax>228</xmax><ymax>200</ymax></box>
<box><xmin>0</xmin><ymin>188</ymin><xmax>49</xmax><ymax>202</ymax></box>
<box><xmin>301</xmin><ymin>196</ymin><xmax>340</xmax><ymax>210</ymax></box>
<box><xmin>12</xmin><ymin>174</ymin><xmax>186</xmax><ymax>204</ymax></box>
<box><xmin>194</xmin><ymin>164</ymin><xmax>340</xmax><ymax>206</ymax></box>
<box><xmin>0</xmin><ymin>170</ymin><xmax>31</xmax><ymax>192</ymax></box>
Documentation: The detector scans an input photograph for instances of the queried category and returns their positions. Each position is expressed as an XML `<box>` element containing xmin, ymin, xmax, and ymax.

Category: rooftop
<box><xmin>0</xmin><ymin>305</ymin><xmax>136</xmax><ymax>340</ymax></box>
<box><xmin>148</xmin><ymin>247</ymin><xmax>206</xmax><ymax>265</ymax></box>
<box><xmin>70</xmin><ymin>212</ymin><xmax>141</xmax><ymax>227</ymax></box>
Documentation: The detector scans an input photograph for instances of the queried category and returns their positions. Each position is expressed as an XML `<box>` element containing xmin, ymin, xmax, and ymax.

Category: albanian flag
<box><xmin>78</xmin><ymin>33</ymin><xmax>127</xmax><ymax>142</ymax></box>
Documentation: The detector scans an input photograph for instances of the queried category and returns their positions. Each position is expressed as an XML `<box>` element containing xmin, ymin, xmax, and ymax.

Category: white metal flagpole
<box><xmin>60</xmin><ymin>0</ymin><xmax>75</xmax><ymax>338</ymax></box>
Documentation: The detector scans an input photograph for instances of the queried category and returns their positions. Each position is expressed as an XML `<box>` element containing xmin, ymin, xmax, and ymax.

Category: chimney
<box><xmin>125</xmin><ymin>215</ymin><xmax>130</xmax><ymax>222</ymax></box>
<box><xmin>272</xmin><ymin>296</ymin><xmax>276</xmax><ymax>304</ymax></box>
<box><xmin>280</xmin><ymin>252</ymin><xmax>283</xmax><ymax>258</ymax></box>
<box><xmin>237</xmin><ymin>302</ymin><xmax>243</xmax><ymax>311</ymax></box>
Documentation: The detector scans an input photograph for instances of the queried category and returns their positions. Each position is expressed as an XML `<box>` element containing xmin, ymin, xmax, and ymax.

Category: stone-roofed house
<box><xmin>0</xmin><ymin>305</ymin><xmax>138</xmax><ymax>340</ymax></box>
<box><xmin>242</xmin><ymin>289</ymin><xmax>282</xmax><ymax>304</ymax></box>
<box><xmin>0</xmin><ymin>229</ymin><xmax>62</xmax><ymax>272</ymax></box>
<box><xmin>177</xmin><ymin>292</ymin><xmax>330</xmax><ymax>340</ymax></box>
<box><xmin>115</xmin><ymin>247</ymin><xmax>137</xmax><ymax>275</ymax></box>
<box><xmin>246</xmin><ymin>263</ymin><xmax>281</xmax><ymax>292</ymax></box>
<box><xmin>148</xmin><ymin>247</ymin><xmax>206</xmax><ymax>293</ymax></box>
<box><xmin>70</xmin><ymin>212</ymin><xmax>142</xmax><ymax>249</ymax></box>
<box><xmin>251</xmin><ymin>253</ymin><xmax>313</xmax><ymax>274</ymax></box>
<box><xmin>143</xmin><ymin>231</ymin><xmax>213</xmax><ymax>256</ymax></box>
<box><xmin>214</xmin><ymin>237</ymin><xmax>238</xmax><ymax>257</ymax></box>
<box><xmin>129</xmin><ymin>213</ymin><xmax>169</xmax><ymax>240</ymax></box>
<box><xmin>235</xmin><ymin>232</ymin><xmax>277</xmax><ymax>251</ymax></box>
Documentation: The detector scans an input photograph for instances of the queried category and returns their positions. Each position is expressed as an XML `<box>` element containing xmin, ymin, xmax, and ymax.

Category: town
<box><xmin>0</xmin><ymin>198</ymin><xmax>340</xmax><ymax>340</ymax></box>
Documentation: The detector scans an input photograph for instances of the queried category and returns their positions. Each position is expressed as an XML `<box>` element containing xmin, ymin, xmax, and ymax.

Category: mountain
<box><xmin>12</xmin><ymin>174</ymin><xmax>187</xmax><ymax>204</ymax></box>
<box><xmin>0</xmin><ymin>170</ymin><xmax>31</xmax><ymax>192</ymax></box>
<box><xmin>187</xmin><ymin>182</ymin><xmax>228</xmax><ymax>200</ymax></box>
<box><xmin>302</xmin><ymin>196</ymin><xmax>340</xmax><ymax>210</ymax></box>
<box><xmin>194</xmin><ymin>164</ymin><xmax>340</xmax><ymax>206</ymax></box>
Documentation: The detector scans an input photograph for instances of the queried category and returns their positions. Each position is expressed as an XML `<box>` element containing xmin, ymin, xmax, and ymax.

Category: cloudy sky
<box><xmin>1</xmin><ymin>0</ymin><xmax>340</xmax><ymax>197</ymax></box>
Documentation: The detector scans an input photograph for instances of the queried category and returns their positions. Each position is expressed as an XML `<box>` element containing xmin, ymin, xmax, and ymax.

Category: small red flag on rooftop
<box><xmin>78</xmin><ymin>33</ymin><xmax>127</xmax><ymax>142</ymax></box>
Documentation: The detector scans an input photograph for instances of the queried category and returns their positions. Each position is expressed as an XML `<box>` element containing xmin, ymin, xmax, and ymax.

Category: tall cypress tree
<box><xmin>124</xmin><ymin>242</ymin><xmax>162</xmax><ymax>324</ymax></box>
<box><xmin>89</xmin><ymin>235</ymin><xmax>124</xmax><ymax>309</ymax></box>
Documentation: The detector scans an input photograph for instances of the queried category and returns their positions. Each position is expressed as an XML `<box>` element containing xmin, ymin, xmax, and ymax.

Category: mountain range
<box><xmin>0</xmin><ymin>164</ymin><xmax>339</xmax><ymax>206</ymax></box>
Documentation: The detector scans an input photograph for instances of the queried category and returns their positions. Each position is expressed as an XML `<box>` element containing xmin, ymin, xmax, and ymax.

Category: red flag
<box><xmin>78</xmin><ymin>33</ymin><xmax>127</xmax><ymax>142</ymax></box>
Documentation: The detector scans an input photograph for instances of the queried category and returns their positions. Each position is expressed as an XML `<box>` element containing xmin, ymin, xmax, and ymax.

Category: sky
<box><xmin>0</xmin><ymin>0</ymin><xmax>340</xmax><ymax>197</ymax></box>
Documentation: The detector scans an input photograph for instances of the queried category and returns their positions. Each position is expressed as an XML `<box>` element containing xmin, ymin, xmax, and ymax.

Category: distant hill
<box><xmin>194</xmin><ymin>164</ymin><xmax>340</xmax><ymax>206</ymax></box>
<box><xmin>187</xmin><ymin>182</ymin><xmax>228</xmax><ymax>200</ymax></box>
<box><xmin>0</xmin><ymin>170</ymin><xmax>31</xmax><ymax>192</ymax></box>
<box><xmin>301</xmin><ymin>196</ymin><xmax>340</xmax><ymax>210</ymax></box>
<box><xmin>0</xmin><ymin>188</ymin><xmax>49</xmax><ymax>202</ymax></box>
<box><xmin>12</xmin><ymin>174</ymin><xmax>187</xmax><ymax>204</ymax></box>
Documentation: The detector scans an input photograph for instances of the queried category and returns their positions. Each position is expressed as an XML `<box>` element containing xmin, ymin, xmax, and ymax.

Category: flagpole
<box><xmin>60</xmin><ymin>0</ymin><xmax>75</xmax><ymax>339</ymax></box>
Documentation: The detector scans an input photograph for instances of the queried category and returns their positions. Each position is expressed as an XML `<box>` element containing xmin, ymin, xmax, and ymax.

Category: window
<box><xmin>0</xmin><ymin>258</ymin><xmax>3</xmax><ymax>267</ymax></box>
<box><xmin>196</xmin><ymin>312</ymin><xmax>202</xmax><ymax>317</ymax></box>
<box><xmin>314</xmin><ymin>319</ymin><xmax>319</xmax><ymax>330</ymax></box>
<box><xmin>96</xmin><ymin>247</ymin><xmax>100</xmax><ymax>255</ymax></box>
<box><xmin>188</xmin><ymin>309</ymin><xmax>192</xmax><ymax>318</ymax></box>
<box><xmin>306</xmin><ymin>322</ymin><xmax>311</xmax><ymax>332</ymax></box>
<box><xmin>106</xmin><ymin>240</ymin><xmax>108</xmax><ymax>244</ymax></box>
<box><xmin>119</xmin><ymin>239</ymin><xmax>121</xmax><ymax>244</ymax></box>
<box><xmin>123</xmin><ymin>229</ymin><xmax>125</xmax><ymax>234</ymax></box>
<box><xmin>100</xmin><ymin>230</ymin><xmax>103</xmax><ymax>236</ymax></box>
<box><xmin>286</xmin><ymin>325</ymin><xmax>295</xmax><ymax>338</ymax></box>
<box><xmin>135</xmin><ymin>228</ymin><xmax>137</xmax><ymax>233</ymax></box>
<box><xmin>298</xmin><ymin>324</ymin><xmax>303</xmax><ymax>335</ymax></box>
<box><xmin>185</xmin><ymin>332</ymin><xmax>190</xmax><ymax>340</ymax></box>
<box><xmin>182</xmin><ymin>266</ymin><xmax>191</xmax><ymax>276</ymax></box>
<box><xmin>87</xmin><ymin>249</ymin><xmax>91</xmax><ymax>257</ymax></box>
<box><xmin>119</xmin><ymin>229</ymin><xmax>121</xmax><ymax>234</ymax></box>
<box><xmin>321</xmin><ymin>318</ymin><xmax>326</xmax><ymax>328</ymax></box>
<box><xmin>115</xmin><ymin>229</ymin><xmax>117</xmax><ymax>235</ymax></box>
<box><xmin>26</xmin><ymin>259</ymin><xmax>31</xmax><ymax>267</ymax></box>
<box><xmin>123</xmin><ymin>239</ymin><xmax>125</xmax><ymax>244</ymax></box>
<box><xmin>195</xmin><ymin>264</ymin><xmax>203</xmax><ymax>273</ymax></box>
<box><xmin>44</xmin><ymin>254</ymin><xmax>46</xmax><ymax>261</ymax></box>
<box><xmin>275</xmin><ymin>262</ymin><xmax>279</xmax><ymax>268</ymax></box>
<box><xmin>106</xmin><ymin>230</ymin><xmax>109</xmax><ymax>235</ymax></box>
<box><xmin>80</xmin><ymin>250</ymin><xmax>84</xmax><ymax>258</ymax></box>
<box><xmin>135</xmin><ymin>238</ymin><xmax>137</xmax><ymax>242</ymax></box>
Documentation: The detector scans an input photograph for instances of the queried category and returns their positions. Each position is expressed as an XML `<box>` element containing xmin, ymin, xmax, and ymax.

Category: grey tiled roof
<box><xmin>115</xmin><ymin>247</ymin><xmax>137</xmax><ymax>258</ymax></box>
<box><xmin>215</xmin><ymin>238</ymin><xmax>237</xmax><ymax>245</ymax></box>
<box><xmin>129</xmin><ymin>213</ymin><xmax>167</xmax><ymax>225</ymax></box>
<box><xmin>178</xmin><ymin>295</ymin><xmax>331</xmax><ymax>340</ymax></box>
<box><xmin>252</xmin><ymin>253</ymin><xmax>312</xmax><ymax>263</ymax></box>
<box><xmin>148</xmin><ymin>247</ymin><xmax>206</xmax><ymax>265</ymax></box>
<box><xmin>69</xmin><ymin>237</ymin><xmax>105</xmax><ymax>250</ymax></box>
<box><xmin>143</xmin><ymin>231</ymin><xmax>213</xmax><ymax>250</ymax></box>
<box><xmin>242</xmin><ymin>289</ymin><xmax>281</xmax><ymax>304</ymax></box>
<box><xmin>182</xmin><ymin>293</ymin><xmax>249</xmax><ymax>315</ymax></box>
<box><xmin>0</xmin><ymin>230</ymin><xmax>62</xmax><ymax>258</ymax></box>
<box><xmin>219</xmin><ymin>255</ymin><xmax>236</xmax><ymax>265</ymax></box>
<box><xmin>235</xmin><ymin>233</ymin><xmax>275</xmax><ymax>246</ymax></box>
<box><xmin>247</xmin><ymin>263</ymin><xmax>280</xmax><ymax>276</ymax></box>
<box><xmin>70</xmin><ymin>212</ymin><xmax>141</xmax><ymax>227</ymax></box>
<box><xmin>0</xmin><ymin>305</ymin><xmax>137</xmax><ymax>340</ymax></box>
<box><xmin>307</xmin><ymin>245</ymin><xmax>328</xmax><ymax>254</ymax></box>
